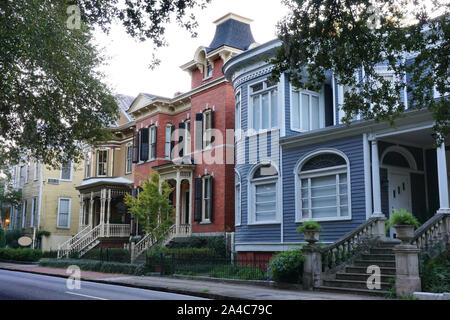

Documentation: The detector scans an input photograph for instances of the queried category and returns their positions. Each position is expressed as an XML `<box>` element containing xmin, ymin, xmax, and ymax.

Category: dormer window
<box><xmin>206</xmin><ymin>60</ymin><xmax>213</xmax><ymax>78</ymax></box>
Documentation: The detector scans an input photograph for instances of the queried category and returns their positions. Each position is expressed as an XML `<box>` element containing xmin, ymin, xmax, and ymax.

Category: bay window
<box><xmin>249</xmin><ymin>80</ymin><xmax>278</xmax><ymax>132</ymax></box>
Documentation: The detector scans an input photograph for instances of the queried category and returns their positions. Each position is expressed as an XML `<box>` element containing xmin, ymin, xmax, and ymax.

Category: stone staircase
<box><xmin>317</xmin><ymin>241</ymin><xmax>397</xmax><ymax>296</ymax></box>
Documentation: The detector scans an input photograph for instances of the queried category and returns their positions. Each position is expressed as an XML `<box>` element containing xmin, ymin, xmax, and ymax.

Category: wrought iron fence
<box><xmin>146</xmin><ymin>254</ymin><xmax>271</xmax><ymax>281</ymax></box>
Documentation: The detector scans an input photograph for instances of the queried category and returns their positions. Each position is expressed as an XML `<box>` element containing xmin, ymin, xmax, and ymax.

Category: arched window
<box><xmin>249</xmin><ymin>163</ymin><xmax>280</xmax><ymax>224</ymax></box>
<box><xmin>296</xmin><ymin>150</ymin><xmax>351</xmax><ymax>221</ymax></box>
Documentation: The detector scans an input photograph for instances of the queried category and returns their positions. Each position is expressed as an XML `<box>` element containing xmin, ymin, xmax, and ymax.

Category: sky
<box><xmin>93</xmin><ymin>0</ymin><xmax>290</xmax><ymax>99</ymax></box>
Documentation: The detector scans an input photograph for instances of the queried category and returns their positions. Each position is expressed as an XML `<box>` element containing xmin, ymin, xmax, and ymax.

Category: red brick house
<box><xmin>127</xmin><ymin>13</ymin><xmax>257</xmax><ymax>246</ymax></box>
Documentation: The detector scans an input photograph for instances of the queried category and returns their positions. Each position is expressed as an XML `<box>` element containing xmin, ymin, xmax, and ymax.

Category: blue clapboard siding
<box><xmin>282</xmin><ymin>135</ymin><xmax>367</xmax><ymax>243</ymax></box>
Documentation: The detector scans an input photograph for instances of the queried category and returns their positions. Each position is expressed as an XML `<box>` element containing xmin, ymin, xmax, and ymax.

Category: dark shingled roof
<box><xmin>206</xmin><ymin>18</ymin><xmax>255</xmax><ymax>53</ymax></box>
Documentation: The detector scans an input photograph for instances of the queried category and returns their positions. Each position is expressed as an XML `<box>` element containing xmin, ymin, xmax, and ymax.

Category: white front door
<box><xmin>388</xmin><ymin>170</ymin><xmax>412</xmax><ymax>238</ymax></box>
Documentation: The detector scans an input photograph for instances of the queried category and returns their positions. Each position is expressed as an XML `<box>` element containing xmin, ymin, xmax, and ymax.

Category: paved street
<box><xmin>0</xmin><ymin>269</ymin><xmax>206</xmax><ymax>300</ymax></box>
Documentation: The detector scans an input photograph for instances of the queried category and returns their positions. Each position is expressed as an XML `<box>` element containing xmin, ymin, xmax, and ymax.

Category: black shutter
<box><xmin>132</xmin><ymin>131</ymin><xmax>140</xmax><ymax>163</ymax></box>
<box><xmin>195</xmin><ymin>113</ymin><xmax>203</xmax><ymax>151</ymax></box>
<box><xmin>170</xmin><ymin>125</ymin><xmax>175</xmax><ymax>159</ymax></box>
<box><xmin>194</xmin><ymin>177</ymin><xmax>202</xmax><ymax>222</ymax></box>
<box><xmin>209</xmin><ymin>176</ymin><xmax>214</xmax><ymax>222</ymax></box>
<box><xmin>140</xmin><ymin>128</ymin><xmax>149</xmax><ymax>161</ymax></box>
<box><xmin>178</xmin><ymin>122</ymin><xmax>185</xmax><ymax>157</ymax></box>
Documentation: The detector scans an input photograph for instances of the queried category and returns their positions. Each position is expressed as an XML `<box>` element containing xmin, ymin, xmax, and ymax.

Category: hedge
<box><xmin>267</xmin><ymin>248</ymin><xmax>305</xmax><ymax>284</ymax></box>
<box><xmin>5</xmin><ymin>230</ymin><xmax>23</xmax><ymax>248</ymax></box>
<box><xmin>148</xmin><ymin>247</ymin><xmax>217</xmax><ymax>261</ymax></box>
<box><xmin>421</xmin><ymin>250</ymin><xmax>450</xmax><ymax>293</ymax></box>
<box><xmin>0</xmin><ymin>227</ymin><xmax>5</xmax><ymax>248</ymax></box>
<box><xmin>39</xmin><ymin>258</ymin><xmax>150</xmax><ymax>275</ymax></box>
<box><xmin>0</xmin><ymin>248</ymin><xmax>43</xmax><ymax>262</ymax></box>
<box><xmin>167</xmin><ymin>236</ymin><xmax>227</xmax><ymax>257</ymax></box>
<box><xmin>83</xmin><ymin>248</ymin><xmax>130</xmax><ymax>263</ymax></box>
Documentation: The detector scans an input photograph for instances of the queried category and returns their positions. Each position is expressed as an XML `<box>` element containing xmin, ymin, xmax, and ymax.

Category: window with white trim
<box><xmin>235</xmin><ymin>173</ymin><xmax>241</xmax><ymax>226</ymax></box>
<box><xmin>291</xmin><ymin>87</ymin><xmax>324</xmax><ymax>131</ymax></box>
<box><xmin>235</xmin><ymin>90</ymin><xmax>241</xmax><ymax>140</ymax></box>
<box><xmin>57</xmin><ymin>198</ymin><xmax>71</xmax><ymax>228</ymax></box>
<box><xmin>297</xmin><ymin>152</ymin><xmax>350</xmax><ymax>221</ymax></box>
<box><xmin>249</xmin><ymin>164</ymin><xmax>279</xmax><ymax>224</ymax></box>
<box><xmin>97</xmin><ymin>150</ymin><xmax>108</xmax><ymax>176</ymax></box>
<box><xmin>30</xmin><ymin>196</ymin><xmax>37</xmax><ymax>227</ymax></box>
<box><xmin>21</xmin><ymin>199</ymin><xmax>27</xmax><ymax>228</ymax></box>
<box><xmin>202</xmin><ymin>175</ymin><xmax>212</xmax><ymax>222</ymax></box>
<box><xmin>126</xmin><ymin>144</ymin><xmax>133</xmax><ymax>174</ymax></box>
<box><xmin>205</xmin><ymin>60</ymin><xmax>213</xmax><ymax>78</ymax></box>
<box><xmin>249</xmin><ymin>80</ymin><xmax>278</xmax><ymax>131</ymax></box>
<box><xmin>165</xmin><ymin>125</ymin><xmax>173</xmax><ymax>158</ymax></box>
<box><xmin>185</xmin><ymin>120</ymin><xmax>191</xmax><ymax>155</ymax></box>
<box><xmin>33</xmin><ymin>161</ymin><xmax>39</xmax><ymax>181</ymax></box>
<box><xmin>203</xmin><ymin>109</ymin><xmax>212</xmax><ymax>149</ymax></box>
<box><xmin>60</xmin><ymin>161</ymin><xmax>72</xmax><ymax>181</ymax></box>
<box><xmin>150</xmin><ymin>125</ymin><xmax>157</xmax><ymax>159</ymax></box>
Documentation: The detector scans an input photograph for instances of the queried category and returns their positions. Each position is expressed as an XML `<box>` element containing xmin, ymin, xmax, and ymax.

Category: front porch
<box><xmin>368</xmin><ymin>124</ymin><xmax>450</xmax><ymax>237</ymax></box>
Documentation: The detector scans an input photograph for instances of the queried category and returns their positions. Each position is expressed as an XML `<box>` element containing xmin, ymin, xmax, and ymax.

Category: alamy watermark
<box><xmin>66</xmin><ymin>5</ymin><xmax>81</xmax><ymax>30</ymax></box>
<box><xmin>66</xmin><ymin>265</ymin><xmax>81</xmax><ymax>290</ymax></box>
<box><xmin>366</xmin><ymin>265</ymin><xmax>381</xmax><ymax>290</ymax></box>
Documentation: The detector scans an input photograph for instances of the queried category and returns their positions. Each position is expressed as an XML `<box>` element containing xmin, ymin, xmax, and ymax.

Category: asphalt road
<box><xmin>0</xmin><ymin>269</ymin><xmax>206</xmax><ymax>300</ymax></box>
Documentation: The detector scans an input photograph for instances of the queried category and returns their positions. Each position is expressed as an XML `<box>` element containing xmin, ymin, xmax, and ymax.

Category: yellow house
<box><xmin>9</xmin><ymin>158</ymin><xmax>84</xmax><ymax>251</ymax></box>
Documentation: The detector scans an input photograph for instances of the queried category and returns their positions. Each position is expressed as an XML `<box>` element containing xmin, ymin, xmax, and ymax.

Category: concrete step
<box><xmin>336</xmin><ymin>272</ymin><xmax>394</xmax><ymax>283</ymax></box>
<box><xmin>323</xmin><ymin>279</ymin><xmax>392</xmax><ymax>291</ymax></box>
<box><xmin>354</xmin><ymin>259</ymin><xmax>395</xmax><ymax>268</ymax></box>
<box><xmin>376</xmin><ymin>241</ymin><xmax>400</xmax><ymax>248</ymax></box>
<box><xmin>316</xmin><ymin>285</ymin><xmax>390</xmax><ymax>297</ymax></box>
<box><xmin>361</xmin><ymin>253</ymin><xmax>395</xmax><ymax>261</ymax></box>
<box><xmin>370</xmin><ymin>248</ymin><xmax>394</xmax><ymax>255</ymax></box>
<box><xmin>346</xmin><ymin>266</ymin><xmax>396</xmax><ymax>275</ymax></box>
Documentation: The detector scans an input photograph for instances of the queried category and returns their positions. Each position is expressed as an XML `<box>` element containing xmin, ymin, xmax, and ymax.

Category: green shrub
<box><xmin>0</xmin><ymin>227</ymin><xmax>5</xmax><ymax>248</ymax></box>
<box><xmin>39</xmin><ymin>258</ymin><xmax>150</xmax><ymax>275</ymax></box>
<box><xmin>296</xmin><ymin>221</ymin><xmax>323</xmax><ymax>234</ymax></box>
<box><xmin>167</xmin><ymin>236</ymin><xmax>227</xmax><ymax>257</ymax></box>
<box><xmin>267</xmin><ymin>248</ymin><xmax>305</xmax><ymax>284</ymax></box>
<box><xmin>84</xmin><ymin>248</ymin><xmax>130</xmax><ymax>263</ymax></box>
<box><xmin>42</xmin><ymin>250</ymin><xmax>58</xmax><ymax>259</ymax></box>
<box><xmin>0</xmin><ymin>248</ymin><xmax>42</xmax><ymax>262</ymax></box>
<box><xmin>386</xmin><ymin>209</ymin><xmax>421</xmax><ymax>230</ymax></box>
<box><xmin>421</xmin><ymin>250</ymin><xmax>450</xmax><ymax>293</ymax></box>
<box><xmin>5</xmin><ymin>230</ymin><xmax>23</xmax><ymax>248</ymax></box>
<box><xmin>148</xmin><ymin>247</ymin><xmax>216</xmax><ymax>261</ymax></box>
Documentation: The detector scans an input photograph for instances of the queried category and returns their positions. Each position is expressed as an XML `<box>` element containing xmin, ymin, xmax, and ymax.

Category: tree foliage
<box><xmin>0</xmin><ymin>0</ymin><xmax>119</xmax><ymax>167</ymax></box>
<box><xmin>124</xmin><ymin>172</ymin><xmax>174</xmax><ymax>242</ymax></box>
<box><xmin>271</xmin><ymin>0</ymin><xmax>449</xmax><ymax>143</ymax></box>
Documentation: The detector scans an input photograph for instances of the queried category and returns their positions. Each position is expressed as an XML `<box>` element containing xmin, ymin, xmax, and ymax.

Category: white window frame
<box><xmin>235</xmin><ymin>171</ymin><xmax>242</xmax><ymax>226</ymax></box>
<box><xmin>202</xmin><ymin>109</ymin><xmax>213</xmax><ymax>150</ymax></box>
<box><xmin>290</xmin><ymin>85</ymin><xmax>325</xmax><ymax>132</ymax></box>
<box><xmin>96</xmin><ymin>150</ymin><xmax>108</xmax><ymax>177</ymax></box>
<box><xmin>204</xmin><ymin>59</ymin><xmax>213</xmax><ymax>79</ymax></box>
<box><xmin>248</xmin><ymin>79</ymin><xmax>281</xmax><ymax>134</ymax></box>
<box><xmin>248</xmin><ymin>163</ymin><xmax>281</xmax><ymax>225</ymax></box>
<box><xmin>235</xmin><ymin>89</ymin><xmax>242</xmax><ymax>141</ymax></box>
<box><xmin>60</xmin><ymin>161</ymin><xmax>73</xmax><ymax>181</ymax></box>
<box><xmin>21</xmin><ymin>199</ymin><xmax>27</xmax><ymax>228</ymax></box>
<box><xmin>202</xmin><ymin>175</ymin><xmax>212</xmax><ymax>223</ymax></box>
<box><xmin>57</xmin><ymin>197</ymin><xmax>71</xmax><ymax>229</ymax></box>
<box><xmin>150</xmin><ymin>125</ymin><xmax>157</xmax><ymax>160</ymax></box>
<box><xmin>184</xmin><ymin>120</ymin><xmax>191</xmax><ymax>156</ymax></box>
<box><xmin>30</xmin><ymin>196</ymin><xmax>37</xmax><ymax>227</ymax></box>
<box><xmin>294</xmin><ymin>149</ymin><xmax>352</xmax><ymax>223</ymax></box>
<box><xmin>165</xmin><ymin>124</ymin><xmax>173</xmax><ymax>159</ymax></box>
<box><xmin>125</xmin><ymin>143</ymin><xmax>133</xmax><ymax>174</ymax></box>
<box><xmin>33</xmin><ymin>161</ymin><xmax>39</xmax><ymax>181</ymax></box>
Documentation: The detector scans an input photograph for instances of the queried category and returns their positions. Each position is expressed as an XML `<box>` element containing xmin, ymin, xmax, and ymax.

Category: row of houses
<box><xmin>3</xmin><ymin>13</ymin><xmax>449</xmax><ymax>262</ymax></box>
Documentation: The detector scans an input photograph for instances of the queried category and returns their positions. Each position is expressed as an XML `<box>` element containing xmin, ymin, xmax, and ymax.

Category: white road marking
<box><xmin>65</xmin><ymin>291</ymin><xmax>108</xmax><ymax>300</ymax></box>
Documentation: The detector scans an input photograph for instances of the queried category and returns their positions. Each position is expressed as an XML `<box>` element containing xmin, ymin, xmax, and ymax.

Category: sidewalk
<box><xmin>0</xmin><ymin>262</ymin><xmax>385</xmax><ymax>300</ymax></box>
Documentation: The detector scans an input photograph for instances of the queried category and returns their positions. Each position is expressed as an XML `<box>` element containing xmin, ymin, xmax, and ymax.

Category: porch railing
<box><xmin>321</xmin><ymin>217</ymin><xmax>384</xmax><ymax>273</ymax></box>
<box><xmin>411</xmin><ymin>212</ymin><xmax>449</xmax><ymax>252</ymax></box>
<box><xmin>107</xmin><ymin>224</ymin><xmax>131</xmax><ymax>237</ymax></box>
<box><xmin>57</xmin><ymin>225</ymin><xmax>91</xmax><ymax>259</ymax></box>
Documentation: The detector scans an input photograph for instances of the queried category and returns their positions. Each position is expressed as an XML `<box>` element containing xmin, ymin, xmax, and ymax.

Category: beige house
<box><xmin>9</xmin><ymin>158</ymin><xmax>84</xmax><ymax>251</ymax></box>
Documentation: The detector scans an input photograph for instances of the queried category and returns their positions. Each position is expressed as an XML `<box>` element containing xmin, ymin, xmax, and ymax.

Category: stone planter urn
<box><xmin>394</xmin><ymin>224</ymin><xmax>415</xmax><ymax>245</ymax></box>
<box><xmin>303</xmin><ymin>229</ymin><xmax>320</xmax><ymax>244</ymax></box>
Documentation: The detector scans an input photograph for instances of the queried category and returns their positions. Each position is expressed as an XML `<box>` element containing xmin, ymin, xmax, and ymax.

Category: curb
<box><xmin>0</xmin><ymin>266</ymin><xmax>244</xmax><ymax>300</ymax></box>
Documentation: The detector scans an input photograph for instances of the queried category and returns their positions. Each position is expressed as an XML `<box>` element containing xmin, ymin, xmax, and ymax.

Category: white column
<box><xmin>89</xmin><ymin>192</ymin><xmax>94</xmax><ymax>228</ymax></box>
<box><xmin>100</xmin><ymin>189</ymin><xmax>106</xmax><ymax>236</ymax></box>
<box><xmin>437</xmin><ymin>142</ymin><xmax>450</xmax><ymax>214</ymax></box>
<box><xmin>175</xmin><ymin>171</ymin><xmax>181</xmax><ymax>234</ymax></box>
<box><xmin>371</xmin><ymin>140</ymin><xmax>384</xmax><ymax>217</ymax></box>
<box><xmin>79</xmin><ymin>196</ymin><xmax>84</xmax><ymax>230</ymax></box>
<box><xmin>106</xmin><ymin>189</ymin><xmax>112</xmax><ymax>236</ymax></box>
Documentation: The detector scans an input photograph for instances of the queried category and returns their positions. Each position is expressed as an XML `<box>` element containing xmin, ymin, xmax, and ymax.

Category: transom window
<box><xmin>291</xmin><ymin>88</ymin><xmax>324</xmax><ymax>131</ymax></box>
<box><xmin>249</xmin><ymin>164</ymin><xmax>279</xmax><ymax>224</ymax></box>
<box><xmin>297</xmin><ymin>152</ymin><xmax>351</xmax><ymax>221</ymax></box>
<box><xmin>250</xmin><ymin>80</ymin><xmax>278</xmax><ymax>131</ymax></box>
